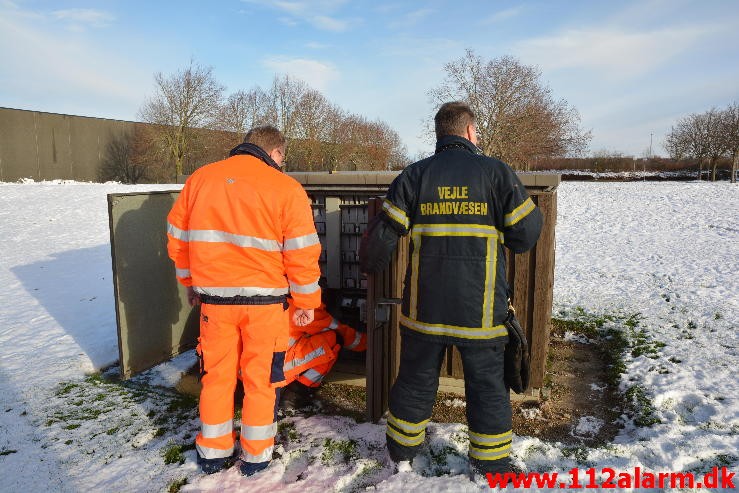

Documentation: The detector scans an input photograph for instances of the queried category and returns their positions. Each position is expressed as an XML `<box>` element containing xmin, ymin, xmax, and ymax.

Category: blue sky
<box><xmin>1</xmin><ymin>0</ymin><xmax>738</xmax><ymax>158</ymax></box>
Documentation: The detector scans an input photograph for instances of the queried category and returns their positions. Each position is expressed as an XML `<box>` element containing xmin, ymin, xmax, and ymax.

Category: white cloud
<box><xmin>306</xmin><ymin>41</ymin><xmax>330</xmax><ymax>49</ymax></box>
<box><xmin>52</xmin><ymin>8</ymin><xmax>114</xmax><ymax>28</ymax></box>
<box><xmin>242</xmin><ymin>0</ymin><xmax>349</xmax><ymax>31</ymax></box>
<box><xmin>513</xmin><ymin>26</ymin><xmax>711</xmax><ymax>79</ymax></box>
<box><xmin>388</xmin><ymin>7</ymin><xmax>435</xmax><ymax>29</ymax></box>
<box><xmin>311</xmin><ymin>14</ymin><xmax>347</xmax><ymax>31</ymax></box>
<box><xmin>263</xmin><ymin>57</ymin><xmax>339</xmax><ymax>91</ymax></box>
<box><xmin>0</xmin><ymin>3</ymin><xmax>147</xmax><ymax>118</ymax></box>
<box><xmin>481</xmin><ymin>7</ymin><xmax>522</xmax><ymax>24</ymax></box>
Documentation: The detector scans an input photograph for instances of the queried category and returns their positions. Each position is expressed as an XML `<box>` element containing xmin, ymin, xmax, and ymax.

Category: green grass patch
<box><xmin>167</xmin><ymin>478</ymin><xmax>188</xmax><ymax>493</ymax></box>
<box><xmin>278</xmin><ymin>420</ymin><xmax>299</xmax><ymax>442</ymax></box>
<box><xmin>321</xmin><ymin>437</ymin><xmax>358</xmax><ymax>465</ymax></box>
<box><xmin>0</xmin><ymin>449</ymin><xmax>17</xmax><ymax>456</ymax></box>
<box><xmin>162</xmin><ymin>443</ymin><xmax>186</xmax><ymax>465</ymax></box>
<box><xmin>561</xmin><ymin>446</ymin><xmax>591</xmax><ymax>465</ymax></box>
<box><xmin>624</xmin><ymin>385</ymin><xmax>661</xmax><ymax>427</ymax></box>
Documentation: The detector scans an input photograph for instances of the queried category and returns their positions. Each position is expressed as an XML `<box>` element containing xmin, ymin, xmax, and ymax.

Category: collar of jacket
<box><xmin>229</xmin><ymin>142</ymin><xmax>282</xmax><ymax>171</ymax></box>
<box><xmin>435</xmin><ymin>135</ymin><xmax>483</xmax><ymax>155</ymax></box>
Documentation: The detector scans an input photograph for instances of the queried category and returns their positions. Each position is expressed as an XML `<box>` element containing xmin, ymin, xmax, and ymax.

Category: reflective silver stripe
<box><xmin>504</xmin><ymin>197</ymin><xmax>535</xmax><ymax>227</ymax></box>
<box><xmin>469</xmin><ymin>444</ymin><xmax>511</xmax><ymax>461</ymax></box>
<box><xmin>167</xmin><ymin>222</ymin><xmax>189</xmax><ymax>241</ymax></box>
<box><xmin>194</xmin><ymin>286</ymin><xmax>289</xmax><ymax>297</ymax></box>
<box><xmin>240</xmin><ymin>445</ymin><xmax>273</xmax><ymax>463</ymax></box>
<box><xmin>288</xmin><ymin>337</ymin><xmax>297</xmax><ymax>346</ymax></box>
<box><xmin>283</xmin><ymin>346</ymin><xmax>325</xmax><ymax>371</ymax></box>
<box><xmin>469</xmin><ymin>430</ymin><xmax>513</xmax><ymax>446</ymax></box>
<box><xmin>175</xmin><ymin>267</ymin><xmax>191</xmax><ymax>278</ymax></box>
<box><xmin>412</xmin><ymin>223</ymin><xmax>498</xmax><ymax>236</ymax></box>
<box><xmin>318</xmin><ymin>319</ymin><xmax>336</xmax><ymax>333</ymax></box>
<box><xmin>400</xmin><ymin>315</ymin><xmax>507</xmax><ymax>339</ymax></box>
<box><xmin>289</xmin><ymin>279</ymin><xmax>320</xmax><ymax>294</ymax></box>
<box><xmin>240</xmin><ymin>422</ymin><xmax>277</xmax><ymax>441</ymax></box>
<box><xmin>345</xmin><ymin>332</ymin><xmax>362</xmax><ymax>350</ymax></box>
<box><xmin>284</xmin><ymin>232</ymin><xmax>320</xmax><ymax>251</ymax></box>
<box><xmin>387</xmin><ymin>412</ymin><xmax>429</xmax><ymax>433</ymax></box>
<box><xmin>201</xmin><ymin>419</ymin><xmax>233</xmax><ymax>439</ymax></box>
<box><xmin>382</xmin><ymin>199</ymin><xmax>409</xmax><ymax>229</ymax></box>
<box><xmin>196</xmin><ymin>443</ymin><xmax>234</xmax><ymax>460</ymax></box>
<box><xmin>188</xmin><ymin>229</ymin><xmax>282</xmax><ymax>251</ymax></box>
<box><xmin>386</xmin><ymin>426</ymin><xmax>425</xmax><ymax>447</ymax></box>
<box><xmin>301</xmin><ymin>368</ymin><xmax>324</xmax><ymax>383</ymax></box>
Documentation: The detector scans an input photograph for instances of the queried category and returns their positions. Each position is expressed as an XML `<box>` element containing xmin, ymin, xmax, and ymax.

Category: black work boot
<box><xmin>279</xmin><ymin>381</ymin><xmax>315</xmax><ymax>410</ymax></box>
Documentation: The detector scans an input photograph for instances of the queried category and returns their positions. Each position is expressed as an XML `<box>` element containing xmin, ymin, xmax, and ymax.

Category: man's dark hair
<box><xmin>244</xmin><ymin>125</ymin><xmax>286</xmax><ymax>153</ymax></box>
<box><xmin>434</xmin><ymin>102</ymin><xmax>476</xmax><ymax>140</ymax></box>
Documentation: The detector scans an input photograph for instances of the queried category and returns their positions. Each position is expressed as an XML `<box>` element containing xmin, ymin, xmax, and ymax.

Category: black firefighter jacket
<box><xmin>359</xmin><ymin>135</ymin><xmax>543</xmax><ymax>346</ymax></box>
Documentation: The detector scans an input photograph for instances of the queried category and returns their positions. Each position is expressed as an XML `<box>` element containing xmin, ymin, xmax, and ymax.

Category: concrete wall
<box><xmin>0</xmin><ymin>107</ymin><xmax>134</xmax><ymax>182</ymax></box>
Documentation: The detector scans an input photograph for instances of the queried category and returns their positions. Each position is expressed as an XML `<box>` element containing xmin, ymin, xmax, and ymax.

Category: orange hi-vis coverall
<box><xmin>166</xmin><ymin>145</ymin><xmax>321</xmax><ymax>465</ymax></box>
<box><xmin>284</xmin><ymin>300</ymin><xmax>367</xmax><ymax>388</ymax></box>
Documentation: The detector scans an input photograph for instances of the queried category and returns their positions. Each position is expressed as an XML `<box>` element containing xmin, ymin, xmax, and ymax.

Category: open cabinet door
<box><xmin>365</xmin><ymin>198</ymin><xmax>408</xmax><ymax>422</ymax></box>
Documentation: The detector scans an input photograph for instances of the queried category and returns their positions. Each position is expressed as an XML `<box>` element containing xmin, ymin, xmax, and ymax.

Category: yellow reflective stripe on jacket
<box><xmin>412</xmin><ymin>223</ymin><xmax>499</xmax><ymax>237</ymax></box>
<box><xmin>482</xmin><ymin>236</ymin><xmax>497</xmax><ymax>328</ymax></box>
<box><xmin>504</xmin><ymin>197</ymin><xmax>535</xmax><ymax>227</ymax></box>
<box><xmin>400</xmin><ymin>315</ymin><xmax>507</xmax><ymax>340</ymax></box>
<box><xmin>409</xmin><ymin>232</ymin><xmax>421</xmax><ymax>319</ymax></box>
<box><xmin>382</xmin><ymin>199</ymin><xmax>409</xmax><ymax>229</ymax></box>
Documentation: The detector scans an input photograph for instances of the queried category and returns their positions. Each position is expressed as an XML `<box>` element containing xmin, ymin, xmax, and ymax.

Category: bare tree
<box><xmin>263</xmin><ymin>75</ymin><xmax>308</xmax><ymax>160</ymax></box>
<box><xmin>721</xmin><ymin>102</ymin><xmax>739</xmax><ymax>183</ymax></box>
<box><xmin>138</xmin><ymin>60</ymin><xmax>225</xmax><ymax>179</ymax></box>
<box><xmin>428</xmin><ymin>50</ymin><xmax>591</xmax><ymax>169</ymax></box>
<box><xmin>291</xmin><ymin>89</ymin><xmax>335</xmax><ymax>170</ymax></box>
<box><xmin>664</xmin><ymin>109</ymin><xmax>726</xmax><ymax>181</ymax></box>
<box><xmin>216</xmin><ymin>87</ymin><xmax>273</xmax><ymax>135</ymax></box>
<box><xmin>98</xmin><ymin>130</ymin><xmax>149</xmax><ymax>184</ymax></box>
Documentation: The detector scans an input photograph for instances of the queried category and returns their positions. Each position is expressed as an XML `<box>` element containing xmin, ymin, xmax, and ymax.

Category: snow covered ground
<box><xmin>0</xmin><ymin>180</ymin><xmax>737</xmax><ymax>492</ymax></box>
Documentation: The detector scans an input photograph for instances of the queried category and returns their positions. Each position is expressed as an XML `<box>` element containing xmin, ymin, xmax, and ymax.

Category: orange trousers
<box><xmin>194</xmin><ymin>303</ymin><xmax>288</xmax><ymax>463</ymax></box>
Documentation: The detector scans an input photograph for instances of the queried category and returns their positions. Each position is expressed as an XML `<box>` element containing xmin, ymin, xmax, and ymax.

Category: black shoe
<box><xmin>386</xmin><ymin>439</ymin><xmax>420</xmax><ymax>463</ymax></box>
<box><xmin>197</xmin><ymin>451</ymin><xmax>237</xmax><ymax>474</ymax></box>
<box><xmin>238</xmin><ymin>459</ymin><xmax>270</xmax><ymax>476</ymax></box>
<box><xmin>279</xmin><ymin>381</ymin><xmax>315</xmax><ymax>410</ymax></box>
<box><xmin>468</xmin><ymin>457</ymin><xmax>514</xmax><ymax>480</ymax></box>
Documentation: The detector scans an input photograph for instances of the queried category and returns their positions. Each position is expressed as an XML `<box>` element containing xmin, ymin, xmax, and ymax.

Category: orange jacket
<box><xmin>287</xmin><ymin>300</ymin><xmax>367</xmax><ymax>352</ymax></box>
<box><xmin>167</xmin><ymin>154</ymin><xmax>321</xmax><ymax>309</ymax></box>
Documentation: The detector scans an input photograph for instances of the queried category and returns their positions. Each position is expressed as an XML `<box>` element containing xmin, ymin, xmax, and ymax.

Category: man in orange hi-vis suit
<box><xmin>166</xmin><ymin>126</ymin><xmax>321</xmax><ymax>477</ymax></box>
<box><xmin>280</xmin><ymin>299</ymin><xmax>367</xmax><ymax>409</ymax></box>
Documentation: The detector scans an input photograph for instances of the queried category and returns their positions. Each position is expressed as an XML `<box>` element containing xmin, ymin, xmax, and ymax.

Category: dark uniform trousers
<box><xmin>387</xmin><ymin>333</ymin><xmax>512</xmax><ymax>473</ymax></box>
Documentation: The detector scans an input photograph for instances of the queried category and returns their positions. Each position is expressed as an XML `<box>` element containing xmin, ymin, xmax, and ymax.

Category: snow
<box><xmin>0</xmin><ymin>180</ymin><xmax>737</xmax><ymax>492</ymax></box>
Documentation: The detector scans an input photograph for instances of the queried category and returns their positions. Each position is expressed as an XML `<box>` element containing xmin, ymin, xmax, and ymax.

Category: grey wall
<box><xmin>0</xmin><ymin>107</ymin><xmax>134</xmax><ymax>182</ymax></box>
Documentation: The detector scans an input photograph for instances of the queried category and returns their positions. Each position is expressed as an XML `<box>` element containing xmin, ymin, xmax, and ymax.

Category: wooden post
<box><xmin>529</xmin><ymin>191</ymin><xmax>557</xmax><ymax>388</ymax></box>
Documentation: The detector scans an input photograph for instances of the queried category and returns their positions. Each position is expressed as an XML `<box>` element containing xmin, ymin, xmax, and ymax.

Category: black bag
<box><xmin>503</xmin><ymin>305</ymin><xmax>530</xmax><ymax>394</ymax></box>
